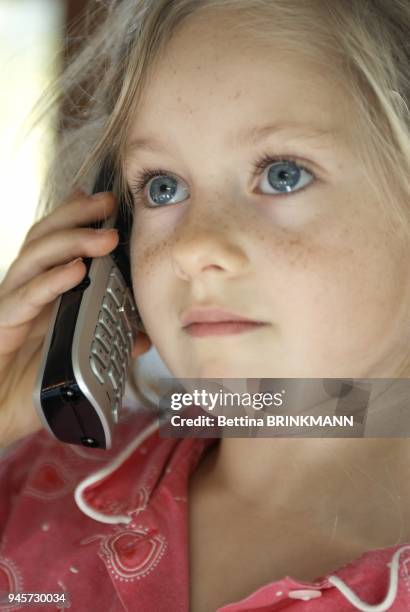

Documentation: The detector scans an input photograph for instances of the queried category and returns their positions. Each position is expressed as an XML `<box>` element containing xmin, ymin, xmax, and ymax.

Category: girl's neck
<box><xmin>190</xmin><ymin>436</ymin><xmax>410</xmax><ymax>547</ymax></box>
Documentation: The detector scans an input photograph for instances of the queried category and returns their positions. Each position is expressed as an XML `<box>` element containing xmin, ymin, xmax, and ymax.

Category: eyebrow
<box><xmin>125</xmin><ymin>122</ymin><xmax>336</xmax><ymax>157</ymax></box>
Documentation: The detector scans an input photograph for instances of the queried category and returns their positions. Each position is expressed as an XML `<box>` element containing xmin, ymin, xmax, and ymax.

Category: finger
<box><xmin>22</xmin><ymin>192</ymin><xmax>117</xmax><ymax>248</ymax></box>
<box><xmin>0</xmin><ymin>258</ymin><xmax>87</xmax><ymax>360</ymax></box>
<box><xmin>2</xmin><ymin>227</ymin><xmax>119</xmax><ymax>295</ymax></box>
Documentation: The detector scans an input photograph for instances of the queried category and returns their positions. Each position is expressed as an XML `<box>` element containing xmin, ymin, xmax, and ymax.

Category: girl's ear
<box><xmin>131</xmin><ymin>332</ymin><xmax>152</xmax><ymax>359</ymax></box>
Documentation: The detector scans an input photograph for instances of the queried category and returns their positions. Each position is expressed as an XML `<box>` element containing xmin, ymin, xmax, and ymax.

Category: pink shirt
<box><xmin>1</xmin><ymin>402</ymin><xmax>410</xmax><ymax>611</ymax></box>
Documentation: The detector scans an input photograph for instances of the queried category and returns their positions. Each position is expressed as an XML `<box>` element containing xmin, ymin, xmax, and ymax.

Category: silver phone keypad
<box><xmin>89</xmin><ymin>266</ymin><xmax>136</xmax><ymax>424</ymax></box>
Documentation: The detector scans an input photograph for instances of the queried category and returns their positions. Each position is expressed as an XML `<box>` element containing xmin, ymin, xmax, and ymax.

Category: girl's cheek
<box><xmin>131</xmin><ymin>241</ymin><xmax>155</xmax><ymax>284</ymax></box>
<box><xmin>130</xmin><ymin>228</ymin><xmax>173</xmax><ymax>292</ymax></box>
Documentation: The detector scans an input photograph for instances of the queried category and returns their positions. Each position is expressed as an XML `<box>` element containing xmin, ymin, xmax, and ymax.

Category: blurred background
<box><xmin>0</xmin><ymin>0</ymin><xmax>173</xmax><ymax>402</ymax></box>
<box><xmin>0</xmin><ymin>0</ymin><xmax>88</xmax><ymax>281</ymax></box>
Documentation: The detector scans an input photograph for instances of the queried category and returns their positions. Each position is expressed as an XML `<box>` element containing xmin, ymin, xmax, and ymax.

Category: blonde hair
<box><xmin>31</xmin><ymin>0</ymin><xmax>410</xmax><ymax>403</ymax></box>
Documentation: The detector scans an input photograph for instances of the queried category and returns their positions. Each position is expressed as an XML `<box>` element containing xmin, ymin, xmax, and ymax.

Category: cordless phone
<box><xmin>33</xmin><ymin>158</ymin><xmax>142</xmax><ymax>450</ymax></box>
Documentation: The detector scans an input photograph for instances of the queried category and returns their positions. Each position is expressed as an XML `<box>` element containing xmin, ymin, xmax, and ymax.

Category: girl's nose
<box><xmin>170</xmin><ymin>216</ymin><xmax>250</xmax><ymax>282</ymax></box>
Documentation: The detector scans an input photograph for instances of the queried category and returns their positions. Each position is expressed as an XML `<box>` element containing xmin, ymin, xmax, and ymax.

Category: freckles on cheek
<box><xmin>264</xmin><ymin>225</ymin><xmax>361</xmax><ymax>306</ymax></box>
<box><xmin>130</xmin><ymin>227</ymin><xmax>173</xmax><ymax>289</ymax></box>
<box><xmin>266</xmin><ymin>230</ymin><xmax>319</xmax><ymax>270</ymax></box>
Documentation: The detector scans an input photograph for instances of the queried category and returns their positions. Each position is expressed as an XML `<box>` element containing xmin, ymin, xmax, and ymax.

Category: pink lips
<box><xmin>183</xmin><ymin>321</ymin><xmax>267</xmax><ymax>337</ymax></box>
<box><xmin>180</xmin><ymin>308</ymin><xmax>268</xmax><ymax>337</ymax></box>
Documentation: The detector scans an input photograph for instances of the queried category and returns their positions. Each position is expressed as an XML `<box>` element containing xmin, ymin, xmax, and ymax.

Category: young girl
<box><xmin>0</xmin><ymin>1</ymin><xmax>409</xmax><ymax>610</ymax></box>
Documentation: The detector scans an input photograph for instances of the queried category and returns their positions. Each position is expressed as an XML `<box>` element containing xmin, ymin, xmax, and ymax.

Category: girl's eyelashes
<box><xmin>129</xmin><ymin>153</ymin><xmax>317</xmax><ymax>209</ymax></box>
<box><xmin>252</xmin><ymin>152</ymin><xmax>316</xmax><ymax>197</ymax></box>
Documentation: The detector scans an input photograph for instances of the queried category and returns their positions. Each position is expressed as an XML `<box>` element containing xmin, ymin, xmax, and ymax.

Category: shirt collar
<box><xmin>73</xmin><ymin>410</ymin><xmax>217</xmax><ymax>525</ymax></box>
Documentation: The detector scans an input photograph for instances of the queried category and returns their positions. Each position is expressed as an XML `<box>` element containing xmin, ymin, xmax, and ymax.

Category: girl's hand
<box><xmin>0</xmin><ymin>191</ymin><xmax>151</xmax><ymax>449</ymax></box>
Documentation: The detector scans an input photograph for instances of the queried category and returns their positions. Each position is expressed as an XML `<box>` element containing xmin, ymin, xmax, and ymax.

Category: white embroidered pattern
<box><xmin>98</xmin><ymin>525</ymin><xmax>167</xmax><ymax>582</ymax></box>
<box><xmin>0</xmin><ymin>556</ymin><xmax>23</xmax><ymax>611</ymax></box>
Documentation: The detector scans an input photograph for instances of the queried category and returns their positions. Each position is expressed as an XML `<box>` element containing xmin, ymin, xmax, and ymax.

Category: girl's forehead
<box><xmin>126</xmin><ymin>44</ymin><xmax>351</xmax><ymax>159</ymax></box>
<box><xmin>121</xmin><ymin>7</ymin><xmax>362</xmax><ymax>168</ymax></box>
<box><xmin>129</xmin><ymin>10</ymin><xmax>352</xmax><ymax>132</ymax></box>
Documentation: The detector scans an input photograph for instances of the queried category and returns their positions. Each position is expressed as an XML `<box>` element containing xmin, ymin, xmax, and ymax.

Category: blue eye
<box><xmin>133</xmin><ymin>173</ymin><xmax>189</xmax><ymax>208</ymax></box>
<box><xmin>130</xmin><ymin>154</ymin><xmax>316</xmax><ymax>208</ymax></box>
<box><xmin>259</xmin><ymin>159</ymin><xmax>314</xmax><ymax>195</ymax></box>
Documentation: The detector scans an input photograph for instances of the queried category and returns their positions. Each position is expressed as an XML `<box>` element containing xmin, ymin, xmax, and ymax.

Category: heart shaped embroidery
<box><xmin>26</xmin><ymin>462</ymin><xmax>72</xmax><ymax>499</ymax></box>
<box><xmin>0</xmin><ymin>557</ymin><xmax>22</xmax><ymax>609</ymax></box>
<box><xmin>100</xmin><ymin>528</ymin><xmax>167</xmax><ymax>581</ymax></box>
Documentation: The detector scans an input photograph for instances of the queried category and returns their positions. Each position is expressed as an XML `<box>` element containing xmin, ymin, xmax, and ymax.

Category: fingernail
<box><xmin>91</xmin><ymin>192</ymin><xmax>111</xmax><ymax>200</ymax></box>
<box><xmin>95</xmin><ymin>228</ymin><xmax>118</xmax><ymax>234</ymax></box>
<box><xmin>65</xmin><ymin>257</ymin><xmax>83</xmax><ymax>267</ymax></box>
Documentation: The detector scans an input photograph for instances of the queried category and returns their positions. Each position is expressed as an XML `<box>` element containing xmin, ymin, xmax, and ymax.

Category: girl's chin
<box><xmin>183</xmin><ymin>363</ymin><xmax>280</xmax><ymax>379</ymax></box>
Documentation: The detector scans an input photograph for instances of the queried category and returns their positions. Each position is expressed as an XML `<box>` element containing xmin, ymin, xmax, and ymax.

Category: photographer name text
<box><xmin>169</xmin><ymin>414</ymin><xmax>354</xmax><ymax>427</ymax></box>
